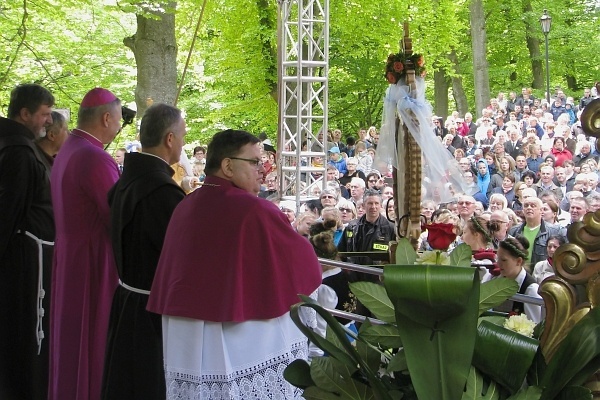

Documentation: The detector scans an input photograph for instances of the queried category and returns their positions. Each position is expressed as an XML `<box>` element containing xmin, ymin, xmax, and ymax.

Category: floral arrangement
<box><xmin>285</xmin><ymin>237</ymin><xmax>600</xmax><ymax>400</ymax></box>
<box><xmin>504</xmin><ymin>314</ymin><xmax>536</xmax><ymax>337</ymax></box>
<box><xmin>384</xmin><ymin>52</ymin><xmax>426</xmax><ymax>84</ymax></box>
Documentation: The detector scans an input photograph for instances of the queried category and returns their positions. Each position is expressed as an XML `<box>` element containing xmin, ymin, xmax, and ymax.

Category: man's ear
<box><xmin>165</xmin><ymin>132</ymin><xmax>174</xmax><ymax>149</ymax></box>
<box><xmin>221</xmin><ymin>158</ymin><xmax>234</xmax><ymax>178</ymax></box>
<box><xmin>18</xmin><ymin>108</ymin><xmax>31</xmax><ymax>123</ymax></box>
<box><xmin>102</xmin><ymin>111</ymin><xmax>111</xmax><ymax>127</ymax></box>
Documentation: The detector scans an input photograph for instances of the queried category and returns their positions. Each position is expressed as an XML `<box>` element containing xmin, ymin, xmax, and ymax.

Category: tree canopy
<box><xmin>1</xmin><ymin>0</ymin><xmax>598</xmax><ymax>145</ymax></box>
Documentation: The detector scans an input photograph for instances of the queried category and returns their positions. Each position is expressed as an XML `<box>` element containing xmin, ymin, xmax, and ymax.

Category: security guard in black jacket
<box><xmin>338</xmin><ymin>190</ymin><xmax>395</xmax><ymax>282</ymax></box>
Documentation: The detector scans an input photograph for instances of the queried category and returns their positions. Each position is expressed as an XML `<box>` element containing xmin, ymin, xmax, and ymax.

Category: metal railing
<box><xmin>317</xmin><ymin>257</ymin><xmax>545</xmax><ymax>325</ymax></box>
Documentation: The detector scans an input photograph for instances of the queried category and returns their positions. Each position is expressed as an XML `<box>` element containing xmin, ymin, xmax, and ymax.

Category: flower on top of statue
<box><xmin>504</xmin><ymin>314</ymin><xmax>536</xmax><ymax>338</ymax></box>
<box><xmin>384</xmin><ymin>52</ymin><xmax>426</xmax><ymax>84</ymax></box>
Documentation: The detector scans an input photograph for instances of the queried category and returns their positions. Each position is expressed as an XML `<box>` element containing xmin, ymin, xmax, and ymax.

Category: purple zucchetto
<box><xmin>80</xmin><ymin>88</ymin><xmax>118</xmax><ymax>108</ymax></box>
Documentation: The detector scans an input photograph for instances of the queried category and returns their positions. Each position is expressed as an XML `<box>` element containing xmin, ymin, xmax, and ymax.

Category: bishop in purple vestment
<box><xmin>49</xmin><ymin>88</ymin><xmax>122</xmax><ymax>400</ymax></box>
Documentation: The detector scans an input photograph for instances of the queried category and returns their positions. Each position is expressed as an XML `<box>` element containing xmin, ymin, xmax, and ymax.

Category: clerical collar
<box><xmin>71</xmin><ymin>129</ymin><xmax>102</xmax><ymax>145</ymax></box>
<box><xmin>140</xmin><ymin>151</ymin><xmax>169</xmax><ymax>166</ymax></box>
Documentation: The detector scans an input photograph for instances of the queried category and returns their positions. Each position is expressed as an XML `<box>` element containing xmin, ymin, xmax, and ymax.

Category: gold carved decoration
<box><xmin>540</xmin><ymin>209</ymin><xmax>600</xmax><ymax>397</ymax></box>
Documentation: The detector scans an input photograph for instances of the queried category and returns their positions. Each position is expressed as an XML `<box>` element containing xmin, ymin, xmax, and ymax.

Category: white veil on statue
<box><xmin>373</xmin><ymin>76</ymin><xmax>468</xmax><ymax>204</ymax></box>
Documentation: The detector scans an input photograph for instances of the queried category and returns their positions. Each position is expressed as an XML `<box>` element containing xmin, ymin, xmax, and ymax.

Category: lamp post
<box><xmin>540</xmin><ymin>9</ymin><xmax>552</xmax><ymax>104</ymax></box>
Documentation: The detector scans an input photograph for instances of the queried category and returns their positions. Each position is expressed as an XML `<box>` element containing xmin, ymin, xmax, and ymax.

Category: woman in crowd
<box><xmin>355</xmin><ymin>140</ymin><xmax>373</xmax><ymax>174</ymax></box>
<box><xmin>320</xmin><ymin>207</ymin><xmax>344</xmax><ymax>246</ymax></box>
<box><xmin>512</xmin><ymin>181</ymin><xmax>528</xmax><ymax>218</ymax></box>
<box><xmin>485</xmin><ymin>236</ymin><xmax>542</xmax><ymax>323</ymax></box>
<box><xmin>489</xmin><ymin>155</ymin><xmax>516</xmax><ymax>193</ymax></box>
<box><xmin>383</xmin><ymin>197</ymin><xmax>395</xmax><ymax>222</ymax></box>
<box><xmin>365</xmin><ymin>172</ymin><xmax>380</xmax><ymax>191</ymax></box>
<box><xmin>492</xmin><ymin>174</ymin><xmax>517</xmax><ymax>204</ymax></box>
<box><xmin>336</xmin><ymin>198</ymin><xmax>357</xmax><ymax>227</ymax></box>
<box><xmin>541</xmin><ymin>200</ymin><xmax>560</xmax><ymax>225</ymax></box>
<box><xmin>532</xmin><ymin>235</ymin><xmax>566</xmax><ymax>284</ymax></box>
<box><xmin>488</xmin><ymin>193</ymin><xmax>508</xmax><ymax>212</ymax></box>
<box><xmin>476</xmin><ymin>160</ymin><xmax>492</xmax><ymax>201</ymax></box>
<box><xmin>550</xmin><ymin>137</ymin><xmax>573</xmax><ymax>167</ymax></box>
<box><xmin>421</xmin><ymin>199</ymin><xmax>437</xmax><ymax>224</ymax></box>
<box><xmin>484</xmin><ymin>152</ymin><xmax>498</xmax><ymax>176</ymax></box>
<box><xmin>521</xmin><ymin>170</ymin><xmax>537</xmax><ymax>188</ymax></box>
<box><xmin>339</xmin><ymin>157</ymin><xmax>366</xmax><ymax>187</ymax></box>
<box><xmin>526</xmin><ymin>143</ymin><xmax>544</xmax><ymax>174</ymax></box>
<box><xmin>461</xmin><ymin>215</ymin><xmax>500</xmax><ymax>253</ymax></box>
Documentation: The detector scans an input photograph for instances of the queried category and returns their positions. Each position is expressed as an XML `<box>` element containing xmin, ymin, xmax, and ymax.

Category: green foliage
<box><xmin>1</xmin><ymin>0</ymin><xmax>599</xmax><ymax>142</ymax></box>
<box><xmin>478</xmin><ymin>278</ymin><xmax>519</xmax><ymax>316</ymax></box>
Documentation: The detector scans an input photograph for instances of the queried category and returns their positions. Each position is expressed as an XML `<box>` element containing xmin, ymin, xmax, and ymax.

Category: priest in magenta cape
<box><xmin>49</xmin><ymin>88</ymin><xmax>122</xmax><ymax>400</ymax></box>
<box><xmin>147</xmin><ymin>129</ymin><xmax>322</xmax><ymax>399</ymax></box>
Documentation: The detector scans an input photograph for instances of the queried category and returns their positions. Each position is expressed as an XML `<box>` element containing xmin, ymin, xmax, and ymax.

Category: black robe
<box><xmin>0</xmin><ymin>118</ymin><xmax>54</xmax><ymax>400</ymax></box>
<box><xmin>102</xmin><ymin>152</ymin><xmax>185</xmax><ymax>400</ymax></box>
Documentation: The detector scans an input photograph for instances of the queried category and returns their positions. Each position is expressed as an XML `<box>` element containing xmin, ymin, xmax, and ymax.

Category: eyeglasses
<box><xmin>339</xmin><ymin>208</ymin><xmax>352</xmax><ymax>213</ymax></box>
<box><xmin>229</xmin><ymin>157</ymin><xmax>264</xmax><ymax>169</ymax></box>
<box><xmin>368</xmin><ymin>179</ymin><xmax>377</xmax><ymax>183</ymax></box>
<box><xmin>457</xmin><ymin>201</ymin><xmax>473</xmax><ymax>206</ymax></box>
<box><xmin>321</xmin><ymin>195</ymin><xmax>335</xmax><ymax>199</ymax></box>
<box><xmin>491</xmin><ymin>220</ymin><xmax>509</xmax><ymax>224</ymax></box>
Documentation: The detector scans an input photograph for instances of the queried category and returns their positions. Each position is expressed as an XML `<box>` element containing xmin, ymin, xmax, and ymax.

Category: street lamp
<box><xmin>540</xmin><ymin>9</ymin><xmax>552</xmax><ymax>104</ymax></box>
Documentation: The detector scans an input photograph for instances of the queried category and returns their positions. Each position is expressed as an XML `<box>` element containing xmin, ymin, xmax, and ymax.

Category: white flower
<box><xmin>504</xmin><ymin>314</ymin><xmax>536</xmax><ymax>337</ymax></box>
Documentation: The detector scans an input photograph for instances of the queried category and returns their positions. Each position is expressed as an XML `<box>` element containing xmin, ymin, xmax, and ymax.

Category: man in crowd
<box><xmin>49</xmin><ymin>88</ymin><xmax>122</xmax><ymax>400</ymax></box>
<box><xmin>349</xmin><ymin>176</ymin><xmax>366</xmax><ymax>205</ymax></box>
<box><xmin>35</xmin><ymin>110</ymin><xmax>69</xmax><ymax>170</ymax></box>
<box><xmin>114</xmin><ymin>147</ymin><xmax>126</xmax><ymax>173</ymax></box>
<box><xmin>0</xmin><ymin>83</ymin><xmax>55</xmax><ymax>400</ymax></box>
<box><xmin>457</xmin><ymin>194</ymin><xmax>477</xmax><ymax>222</ymax></box>
<box><xmin>504</xmin><ymin>127</ymin><xmax>523</xmax><ymax>159</ymax></box>
<box><xmin>101</xmin><ymin>104</ymin><xmax>187</xmax><ymax>399</ymax></box>
<box><xmin>573</xmin><ymin>142</ymin><xmax>598</xmax><ymax>168</ymax></box>
<box><xmin>338</xmin><ymin>190</ymin><xmax>395</xmax><ymax>273</ymax></box>
<box><xmin>514</xmin><ymin>154</ymin><xmax>530</xmax><ymax>182</ymax></box>
<box><xmin>509</xmin><ymin>197</ymin><xmax>565</xmax><ymax>269</ymax></box>
<box><xmin>569</xmin><ymin>197</ymin><xmax>589</xmax><ymax>225</ymax></box>
<box><xmin>534</xmin><ymin>165</ymin><xmax>563</xmax><ymax>202</ymax></box>
<box><xmin>147</xmin><ymin>129</ymin><xmax>321</xmax><ymax>398</ymax></box>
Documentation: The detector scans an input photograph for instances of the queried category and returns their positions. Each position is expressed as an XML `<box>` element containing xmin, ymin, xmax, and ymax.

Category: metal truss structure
<box><xmin>276</xmin><ymin>0</ymin><xmax>329</xmax><ymax>205</ymax></box>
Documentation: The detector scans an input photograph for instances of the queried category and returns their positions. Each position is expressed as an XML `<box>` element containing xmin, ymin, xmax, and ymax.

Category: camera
<box><xmin>122</xmin><ymin>106</ymin><xmax>136</xmax><ymax>126</ymax></box>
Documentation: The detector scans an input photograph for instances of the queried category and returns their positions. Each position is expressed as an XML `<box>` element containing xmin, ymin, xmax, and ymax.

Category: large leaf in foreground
<box><xmin>540</xmin><ymin>307</ymin><xmax>600</xmax><ymax>399</ymax></box>
<box><xmin>461</xmin><ymin>366</ymin><xmax>501</xmax><ymax>400</ymax></box>
<box><xmin>478</xmin><ymin>278</ymin><xmax>519</xmax><ymax>316</ymax></box>
<box><xmin>350</xmin><ymin>281</ymin><xmax>396</xmax><ymax>323</ymax></box>
<box><xmin>473</xmin><ymin>320</ymin><xmax>539</xmax><ymax>394</ymax></box>
<box><xmin>384</xmin><ymin>264</ymin><xmax>480</xmax><ymax>400</ymax></box>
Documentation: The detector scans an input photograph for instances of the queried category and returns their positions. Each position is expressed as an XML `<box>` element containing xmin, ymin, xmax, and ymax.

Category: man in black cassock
<box><xmin>101</xmin><ymin>103</ymin><xmax>186</xmax><ymax>399</ymax></box>
<box><xmin>0</xmin><ymin>84</ymin><xmax>55</xmax><ymax>400</ymax></box>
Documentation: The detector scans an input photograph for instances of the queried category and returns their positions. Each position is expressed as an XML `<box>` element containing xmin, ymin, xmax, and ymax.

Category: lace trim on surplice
<box><xmin>165</xmin><ymin>340</ymin><xmax>306</xmax><ymax>399</ymax></box>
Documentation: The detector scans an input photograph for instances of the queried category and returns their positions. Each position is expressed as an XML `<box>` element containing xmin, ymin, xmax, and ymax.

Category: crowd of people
<box><xmin>1</xmin><ymin>80</ymin><xmax>598</xmax><ymax>400</ymax></box>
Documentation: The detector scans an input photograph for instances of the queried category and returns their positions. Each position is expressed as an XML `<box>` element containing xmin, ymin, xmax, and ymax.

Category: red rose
<box><xmin>386</xmin><ymin>72</ymin><xmax>397</xmax><ymax>84</ymax></box>
<box><xmin>417</xmin><ymin>56</ymin><xmax>424</xmax><ymax>67</ymax></box>
<box><xmin>393</xmin><ymin>61</ymin><xmax>404</xmax><ymax>73</ymax></box>
<box><xmin>424</xmin><ymin>223</ymin><xmax>457</xmax><ymax>251</ymax></box>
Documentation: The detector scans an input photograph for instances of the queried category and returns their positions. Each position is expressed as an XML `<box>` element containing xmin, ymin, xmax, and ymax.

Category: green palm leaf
<box><xmin>478</xmin><ymin>278</ymin><xmax>519</xmax><ymax>316</ymax></box>
<box><xmin>349</xmin><ymin>281</ymin><xmax>396</xmax><ymax>323</ymax></box>
<box><xmin>383</xmin><ymin>264</ymin><xmax>480</xmax><ymax>400</ymax></box>
<box><xmin>461</xmin><ymin>366</ymin><xmax>501</xmax><ymax>400</ymax></box>
<box><xmin>359</xmin><ymin>324</ymin><xmax>403</xmax><ymax>349</ymax></box>
<box><xmin>473</xmin><ymin>320</ymin><xmax>539</xmax><ymax>394</ymax></box>
<box><xmin>540</xmin><ymin>307</ymin><xmax>600</xmax><ymax>399</ymax></box>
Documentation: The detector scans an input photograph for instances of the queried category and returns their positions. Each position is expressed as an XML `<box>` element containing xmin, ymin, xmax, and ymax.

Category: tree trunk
<box><xmin>469</xmin><ymin>0</ymin><xmax>490</xmax><ymax>118</ymax></box>
<box><xmin>124</xmin><ymin>2</ymin><xmax>178</xmax><ymax>116</ymax></box>
<box><xmin>523</xmin><ymin>0</ymin><xmax>543</xmax><ymax>89</ymax></box>
<box><xmin>447</xmin><ymin>50</ymin><xmax>469</xmax><ymax>116</ymax></box>
<box><xmin>257</xmin><ymin>0</ymin><xmax>278</xmax><ymax>101</ymax></box>
<box><xmin>434</xmin><ymin>69</ymin><xmax>449</xmax><ymax>120</ymax></box>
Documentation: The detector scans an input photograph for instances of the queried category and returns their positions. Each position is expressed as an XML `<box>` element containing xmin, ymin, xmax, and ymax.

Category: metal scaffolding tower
<box><xmin>277</xmin><ymin>0</ymin><xmax>329</xmax><ymax>205</ymax></box>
